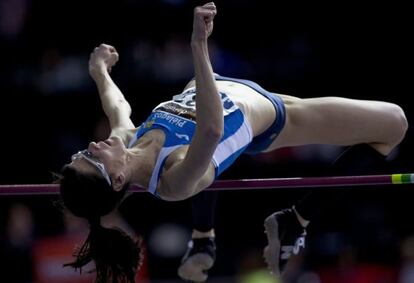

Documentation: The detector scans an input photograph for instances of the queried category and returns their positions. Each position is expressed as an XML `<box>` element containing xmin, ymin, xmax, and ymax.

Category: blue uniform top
<box><xmin>128</xmin><ymin>87</ymin><xmax>253</xmax><ymax>197</ymax></box>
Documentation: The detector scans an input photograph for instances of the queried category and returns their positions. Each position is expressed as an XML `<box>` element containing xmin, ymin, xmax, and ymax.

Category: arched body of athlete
<box><xmin>59</xmin><ymin>2</ymin><xmax>408</xmax><ymax>282</ymax></box>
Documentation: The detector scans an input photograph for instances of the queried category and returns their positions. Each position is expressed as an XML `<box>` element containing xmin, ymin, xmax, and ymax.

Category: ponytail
<box><xmin>64</xmin><ymin>217</ymin><xmax>143</xmax><ymax>283</ymax></box>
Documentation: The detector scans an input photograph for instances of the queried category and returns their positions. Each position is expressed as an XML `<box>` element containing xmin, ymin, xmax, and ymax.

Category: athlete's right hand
<box><xmin>89</xmin><ymin>43</ymin><xmax>119</xmax><ymax>80</ymax></box>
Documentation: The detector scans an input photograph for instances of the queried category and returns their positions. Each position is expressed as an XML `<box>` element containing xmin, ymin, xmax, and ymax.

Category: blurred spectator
<box><xmin>399</xmin><ymin>235</ymin><xmax>414</xmax><ymax>283</ymax></box>
<box><xmin>32</xmin><ymin>212</ymin><xmax>94</xmax><ymax>283</ymax></box>
<box><xmin>148</xmin><ymin>223</ymin><xmax>188</xmax><ymax>258</ymax></box>
<box><xmin>0</xmin><ymin>203</ymin><xmax>35</xmax><ymax>283</ymax></box>
<box><xmin>313</xmin><ymin>233</ymin><xmax>399</xmax><ymax>283</ymax></box>
<box><xmin>317</xmin><ymin>263</ymin><xmax>398</xmax><ymax>283</ymax></box>
<box><xmin>154</xmin><ymin>35</ymin><xmax>193</xmax><ymax>83</ymax></box>
<box><xmin>0</xmin><ymin>0</ymin><xmax>29</xmax><ymax>40</ymax></box>
<box><xmin>37</xmin><ymin>49</ymin><xmax>90</xmax><ymax>95</ymax></box>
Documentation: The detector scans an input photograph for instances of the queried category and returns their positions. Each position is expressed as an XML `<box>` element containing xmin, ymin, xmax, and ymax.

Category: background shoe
<box><xmin>263</xmin><ymin>209</ymin><xmax>307</xmax><ymax>276</ymax></box>
<box><xmin>178</xmin><ymin>237</ymin><xmax>216</xmax><ymax>282</ymax></box>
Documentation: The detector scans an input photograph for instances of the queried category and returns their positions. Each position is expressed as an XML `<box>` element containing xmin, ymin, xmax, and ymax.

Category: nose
<box><xmin>88</xmin><ymin>141</ymin><xmax>100</xmax><ymax>152</ymax></box>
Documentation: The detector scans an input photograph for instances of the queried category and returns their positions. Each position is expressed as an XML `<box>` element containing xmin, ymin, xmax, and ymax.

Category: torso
<box><xmin>126</xmin><ymin>79</ymin><xmax>279</xmax><ymax>198</ymax></box>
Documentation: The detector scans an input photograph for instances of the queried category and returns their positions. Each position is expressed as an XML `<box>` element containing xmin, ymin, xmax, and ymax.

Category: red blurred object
<box><xmin>318</xmin><ymin>263</ymin><xmax>398</xmax><ymax>283</ymax></box>
<box><xmin>33</xmin><ymin>234</ymin><xmax>149</xmax><ymax>283</ymax></box>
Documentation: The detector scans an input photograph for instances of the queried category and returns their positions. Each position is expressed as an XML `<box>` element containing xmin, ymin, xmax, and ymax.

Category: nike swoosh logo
<box><xmin>175</xmin><ymin>133</ymin><xmax>190</xmax><ymax>141</ymax></box>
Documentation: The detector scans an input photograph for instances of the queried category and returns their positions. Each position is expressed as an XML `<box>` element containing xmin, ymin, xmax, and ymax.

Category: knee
<box><xmin>387</xmin><ymin>103</ymin><xmax>408</xmax><ymax>145</ymax></box>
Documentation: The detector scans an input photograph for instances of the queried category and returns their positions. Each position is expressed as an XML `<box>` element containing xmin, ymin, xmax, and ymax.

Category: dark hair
<box><xmin>59</xmin><ymin>165</ymin><xmax>143</xmax><ymax>283</ymax></box>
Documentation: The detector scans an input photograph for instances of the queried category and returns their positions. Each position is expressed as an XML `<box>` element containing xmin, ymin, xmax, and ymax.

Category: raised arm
<box><xmin>89</xmin><ymin>44</ymin><xmax>135</xmax><ymax>135</ymax></box>
<box><xmin>191</xmin><ymin>2</ymin><xmax>222</xmax><ymax>136</ymax></box>
<box><xmin>185</xmin><ymin>2</ymin><xmax>222</xmax><ymax>176</ymax></box>
<box><xmin>161</xmin><ymin>3</ymin><xmax>222</xmax><ymax>200</ymax></box>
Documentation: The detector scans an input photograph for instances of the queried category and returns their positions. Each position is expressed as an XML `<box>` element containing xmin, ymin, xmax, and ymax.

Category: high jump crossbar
<box><xmin>0</xmin><ymin>173</ymin><xmax>413</xmax><ymax>196</ymax></box>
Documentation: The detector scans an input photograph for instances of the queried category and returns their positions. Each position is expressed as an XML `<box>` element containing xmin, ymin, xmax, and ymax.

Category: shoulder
<box><xmin>110</xmin><ymin>127</ymin><xmax>138</xmax><ymax>146</ymax></box>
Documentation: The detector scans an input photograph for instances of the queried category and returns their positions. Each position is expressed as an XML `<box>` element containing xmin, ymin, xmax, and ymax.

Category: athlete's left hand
<box><xmin>192</xmin><ymin>2</ymin><xmax>217</xmax><ymax>43</ymax></box>
<box><xmin>89</xmin><ymin>43</ymin><xmax>119</xmax><ymax>80</ymax></box>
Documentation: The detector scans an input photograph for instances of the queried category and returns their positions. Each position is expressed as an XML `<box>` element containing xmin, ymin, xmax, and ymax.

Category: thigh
<box><xmin>267</xmin><ymin>96</ymin><xmax>405</xmax><ymax>154</ymax></box>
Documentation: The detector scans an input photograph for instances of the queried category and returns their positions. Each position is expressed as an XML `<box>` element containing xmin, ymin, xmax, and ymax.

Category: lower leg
<box><xmin>178</xmin><ymin>191</ymin><xmax>218</xmax><ymax>282</ymax></box>
<box><xmin>294</xmin><ymin>143</ymin><xmax>389</xmax><ymax>222</ymax></box>
<box><xmin>191</xmin><ymin>191</ymin><xmax>218</xmax><ymax>235</ymax></box>
<box><xmin>264</xmin><ymin>143</ymin><xmax>392</xmax><ymax>276</ymax></box>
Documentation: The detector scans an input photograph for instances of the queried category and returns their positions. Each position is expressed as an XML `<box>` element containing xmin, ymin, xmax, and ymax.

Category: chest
<box><xmin>163</xmin><ymin>145</ymin><xmax>189</xmax><ymax>171</ymax></box>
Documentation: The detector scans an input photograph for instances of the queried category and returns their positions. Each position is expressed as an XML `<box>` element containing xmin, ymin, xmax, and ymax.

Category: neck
<box><xmin>125</xmin><ymin>151</ymin><xmax>150</xmax><ymax>188</ymax></box>
<box><xmin>126</xmin><ymin>130</ymin><xmax>165</xmax><ymax>189</ymax></box>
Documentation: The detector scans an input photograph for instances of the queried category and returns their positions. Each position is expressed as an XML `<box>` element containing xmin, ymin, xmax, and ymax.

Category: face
<box><xmin>70</xmin><ymin>136</ymin><xmax>128</xmax><ymax>189</ymax></box>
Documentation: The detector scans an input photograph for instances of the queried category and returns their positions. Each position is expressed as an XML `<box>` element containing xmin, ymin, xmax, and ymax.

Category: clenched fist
<box><xmin>192</xmin><ymin>2</ymin><xmax>217</xmax><ymax>43</ymax></box>
<box><xmin>89</xmin><ymin>43</ymin><xmax>119</xmax><ymax>80</ymax></box>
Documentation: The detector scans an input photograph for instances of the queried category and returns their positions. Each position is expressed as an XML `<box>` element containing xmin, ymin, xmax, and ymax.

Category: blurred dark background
<box><xmin>0</xmin><ymin>0</ymin><xmax>414</xmax><ymax>282</ymax></box>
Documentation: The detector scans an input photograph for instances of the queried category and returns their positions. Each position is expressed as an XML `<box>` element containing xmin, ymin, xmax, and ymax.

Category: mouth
<box><xmin>104</xmin><ymin>137</ymin><xmax>117</xmax><ymax>146</ymax></box>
